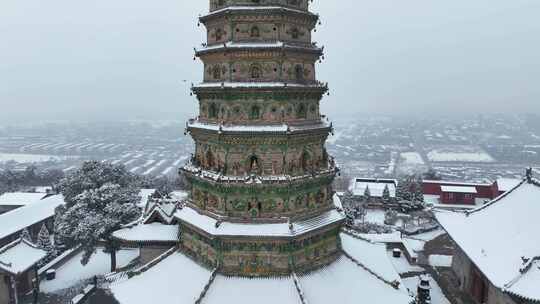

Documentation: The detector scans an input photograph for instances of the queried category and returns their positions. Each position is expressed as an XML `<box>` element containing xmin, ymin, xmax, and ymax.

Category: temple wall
<box><xmin>0</xmin><ymin>274</ymin><xmax>11</xmax><ymax>304</ymax></box>
<box><xmin>180</xmin><ymin>225</ymin><xmax>341</xmax><ymax>276</ymax></box>
<box><xmin>140</xmin><ymin>247</ymin><xmax>171</xmax><ymax>265</ymax></box>
<box><xmin>452</xmin><ymin>246</ymin><xmax>519</xmax><ymax>304</ymax></box>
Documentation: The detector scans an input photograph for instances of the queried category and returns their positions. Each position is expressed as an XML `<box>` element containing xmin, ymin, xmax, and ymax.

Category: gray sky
<box><xmin>1</xmin><ymin>0</ymin><xmax>539</xmax><ymax>123</ymax></box>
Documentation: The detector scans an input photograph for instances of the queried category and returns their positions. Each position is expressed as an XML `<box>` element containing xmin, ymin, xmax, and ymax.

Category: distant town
<box><xmin>1</xmin><ymin>113</ymin><xmax>539</xmax><ymax>185</ymax></box>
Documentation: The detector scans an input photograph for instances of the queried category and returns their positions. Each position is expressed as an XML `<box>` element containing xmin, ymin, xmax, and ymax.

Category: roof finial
<box><xmin>526</xmin><ymin>167</ymin><xmax>533</xmax><ymax>183</ymax></box>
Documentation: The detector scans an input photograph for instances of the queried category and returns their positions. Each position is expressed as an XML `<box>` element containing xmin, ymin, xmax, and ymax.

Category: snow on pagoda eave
<box><xmin>174</xmin><ymin>194</ymin><xmax>345</xmax><ymax>239</ymax></box>
<box><xmin>182</xmin><ymin>164</ymin><xmax>338</xmax><ymax>185</ymax></box>
<box><xmin>192</xmin><ymin>81</ymin><xmax>328</xmax><ymax>92</ymax></box>
<box><xmin>186</xmin><ymin>120</ymin><xmax>332</xmax><ymax>135</ymax></box>
<box><xmin>201</xmin><ymin>6</ymin><xmax>318</xmax><ymax>22</ymax></box>
<box><xmin>195</xmin><ymin>41</ymin><xmax>323</xmax><ymax>57</ymax></box>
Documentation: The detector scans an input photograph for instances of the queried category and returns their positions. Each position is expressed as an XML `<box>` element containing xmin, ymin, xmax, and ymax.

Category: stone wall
<box><xmin>139</xmin><ymin>247</ymin><xmax>170</xmax><ymax>265</ymax></box>
<box><xmin>0</xmin><ymin>274</ymin><xmax>11</xmax><ymax>304</ymax></box>
<box><xmin>452</xmin><ymin>246</ymin><xmax>520</xmax><ymax>304</ymax></box>
<box><xmin>181</xmin><ymin>224</ymin><xmax>341</xmax><ymax>276</ymax></box>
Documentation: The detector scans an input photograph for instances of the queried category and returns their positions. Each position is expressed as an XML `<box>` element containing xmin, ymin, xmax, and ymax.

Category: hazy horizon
<box><xmin>1</xmin><ymin>0</ymin><xmax>539</xmax><ymax>123</ymax></box>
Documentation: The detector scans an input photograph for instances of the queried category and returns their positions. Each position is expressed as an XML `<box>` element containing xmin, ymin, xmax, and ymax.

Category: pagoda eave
<box><xmin>181</xmin><ymin>166</ymin><xmax>338</xmax><ymax>187</ymax></box>
<box><xmin>201</xmin><ymin>6</ymin><xmax>318</xmax><ymax>24</ymax></box>
<box><xmin>195</xmin><ymin>42</ymin><xmax>323</xmax><ymax>57</ymax></box>
<box><xmin>186</xmin><ymin>122</ymin><xmax>332</xmax><ymax>138</ymax></box>
<box><xmin>174</xmin><ymin>198</ymin><xmax>345</xmax><ymax>240</ymax></box>
<box><xmin>192</xmin><ymin>82</ymin><xmax>328</xmax><ymax>94</ymax></box>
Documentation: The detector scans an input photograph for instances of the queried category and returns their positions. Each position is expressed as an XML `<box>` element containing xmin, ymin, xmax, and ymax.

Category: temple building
<box><xmin>106</xmin><ymin>1</ymin><xmax>413</xmax><ymax>302</ymax></box>
<box><xmin>437</xmin><ymin>171</ymin><xmax>540</xmax><ymax>304</ymax></box>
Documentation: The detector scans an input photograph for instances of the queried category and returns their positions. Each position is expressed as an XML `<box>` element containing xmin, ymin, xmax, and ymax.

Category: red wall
<box><xmin>440</xmin><ymin>191</ymin><xmax>476</xmax><ymax>205</ymax></box>
<box><xmin>423</xmin><ymin>181</ymin><xmax>497</xmax><ymax>200</ymax></box>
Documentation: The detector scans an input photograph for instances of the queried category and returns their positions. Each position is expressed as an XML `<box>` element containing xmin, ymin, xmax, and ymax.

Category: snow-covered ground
<box><xmin>400</xmin><ymin>152</ymin><xmax>425</xmax><ymax>165</ymax></box>
<box><xmin>41</xmin><ymin>248</ymin><xmax>139</xmax><ymax>293</ymax></box>
<box><xmin>359</xmin><ymin>209</ymin><xmax>386</xmax><ymax>225</ymax></box>
<box><xmin>403</xmin><ymin>275</ymin><xmax>451</xmax><ymax>304</ymax></box>
<box><xmin>427</xmin><ymin>146</ymin><xmax>494</xmax><ymax>163</ymax></box>
<box><xmin>0</xmin><ymin>153</ymin><xmax>75</xmax><ymax>163</ymax></box>
<box><xmin>386</xmin><ymin>250</ymin><xmax>424</xmax><ymax>274</ymax></box>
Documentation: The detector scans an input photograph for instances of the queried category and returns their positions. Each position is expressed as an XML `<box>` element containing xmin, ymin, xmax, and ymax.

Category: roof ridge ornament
<box><xmin>526</xmin><ymin>167</ymin><xmax>533</xmax><ymax>183</ymax></box>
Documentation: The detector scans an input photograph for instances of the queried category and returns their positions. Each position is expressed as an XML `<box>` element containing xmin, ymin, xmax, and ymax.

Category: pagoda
<box><xmin>178</xmin><ymin>0</ymin><xmax>343</xmax><ymax>276</ymax></box>
<box><xmin>107</xmin><ymin>2</ymin><xmax>413</xmax><ymax>303</ymax></box>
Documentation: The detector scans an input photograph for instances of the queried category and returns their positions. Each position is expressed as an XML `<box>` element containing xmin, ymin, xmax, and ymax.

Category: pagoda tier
<box><xmin>176</xmin><ymin>195</ymin><xmax>344</xmax><ymax>275</ymax></box>
<box><xmin>208</xmin><ymin>1</ymin><xmax>312</xmax><ymax>17</ymax></box>
<box><xmin>178</xmin><ymin>0</ymin><xmax>342</xmax><ymax>276</ymax></box>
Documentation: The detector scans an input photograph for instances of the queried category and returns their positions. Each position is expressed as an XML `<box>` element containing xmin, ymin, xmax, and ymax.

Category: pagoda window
<box><xmin>212</xmin><ymin>66</ymin><xmax>221</xmax><ymax>80</ymax></box>
<box><xmin>250</xmin><ymin>105</ymin><xmax>261</xmax><ymax>120</ymax></box>
<box><xmin>297</xmin><ymin>103</ymin><xmax>307</xmax><ymax>119</ymax></box>
<box><xmin>215</xmin><ymin>28</ymin><xmax>223</xmax><ymax>41</ymax></box>
<box><xmin>249</xmin><ymin>155</ymin><xmax>261</xmax><ymax>173</ymax></box>
<box><xmin>209</xmin><ymin>103</ymin><xmax>218</xmax><ymax>119</ymax></box>
<box><xmin>295</xmin><ymin>65</ymin><xmax>304</xmax><ymax>81</ymax></box>
<box><xmin>250</xmin><ymin>65</ymin><xmax>262</xmax><ymax>79</ymax></box>
<box><xmin>250</xmin><ymin>26</ymin><xmax>260</xmax><ymax>38</ymax></box>
<box><xmin>291</xmin><ymin>27</ymin><xmax>300</xmax><ymax>39</ymax></box>
<box><xmin>300</xmin><ymin>150</ymin><xmax>310</xmax><ymax>171</ymax></box>
<box><xmin>206</xmin><ymin>150</ymin><xmax>215</xmax><ymax>169</ymax></box>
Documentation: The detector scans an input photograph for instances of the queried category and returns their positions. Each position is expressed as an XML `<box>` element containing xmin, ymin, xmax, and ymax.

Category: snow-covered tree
<box><xmin>382</xmin><ymin>184</ymin><xmax>391</xmax><ymax>203</ymax></box>
<box><xmin>55</xmin><ymin>183</ymin><xmax>140</xmax><ymax>271</ymax></box>
<box><xmin>413</xmin><ymin>175</ymin><xmax>425</xmax><ymax>203</ymax></box>
<box><xmin>396</xmin><ymin>176</ymin><xmax>413</xmax><ymax>201</ymax></box>
<box><xmin>54</xmin><ymin>161</ymin><xmax>141</xmax><ymax>271</ymax></box>
<box><xmin>56</xmin><ymin>161</ymin><xmax>138</xmax><ymax>206</ymax></box>
<box><xmin>20</xmin><ymin>228</ymin><xmax>32</xmax><ymax>243</ymax></box>
<box><xmin>36</xmin><ymin>224</ymin><xmax>56</xmax><ymax>262</ymax></box>
<box><xmin>363</xmin><ymin>185</ymin><xmax>371</xmax><ymax>202</ymax></box>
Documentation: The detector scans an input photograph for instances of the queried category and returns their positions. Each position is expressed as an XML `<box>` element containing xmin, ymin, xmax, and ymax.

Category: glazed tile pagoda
<box><xmin>179</xmin><ymin>0</ymin><xmax>343</xmax><ymax>276</ymax></box>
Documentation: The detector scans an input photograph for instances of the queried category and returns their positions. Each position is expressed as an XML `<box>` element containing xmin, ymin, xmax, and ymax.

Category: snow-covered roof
<box><xmin>496</xmin><ymin>178</ymin><xmax>521</xmax><ymax>192</ymax></box>
<box><xmin>112</xmin><ymin>223</ymin><xmax>179</xmax><ymax>243</ymax></box>
<box><xmin>138</xmin><ymin>189</ymin><xmax>156</xmax><ymax>208</ymax></box>
<box><xmin>112</xmin><ymin>253</ymin><xmax>212</xmax><ymax>304</ymax></box>
<box><xmin>175</xmin><ymin>195</ymin><xmax>344</xmax><ymax>239</ymax></box>
<box><xmin>0</xmin><ymin>192</ymin><xmax>46</xmax><ymax>206</ymax></box>
<box><xmin>341</xmin><ymin>233</ymin><xmax>402</xmax><ymax>284</ymax></box>
<box><xmin>0</xmin><ymin>194</ymin><xmax>65</xmax><ymax>240</ymax></box>
<box><xmin>440</xmin><ymin>185</ymin><xmax>477</xmax><ymax>194</ymax></box>
<box><xmin>204</xmin><ymin>275</ymin><xmax>300</xmax><ymax>304</ymax></box>
<box><xmin>111</xmin><ymin>247</ymin><xmax>411</xmax><ymax>304</ymax></box>
<box><xmin>298</xmin><ymin>256</ymin><xmax>411</xmax><ymax>304</ymax></box>
<box><xmin>176</xmin><ymin>205</ymin><xmax>343</xmax><ymax>238</ymax></box>
<box><xmin>0</xmin><ymin>239</ymin><xmax>46</xmax><ymax>275</ymax></box>
<box><xmin>170</xmin><ymin>191</ymin><xmax>188</xmax><ymax>201</ymax></box>
<box><xmin>351</xmin><ymin>178</ymin><xmax>397</xmax><ymax>197</ymax></box>
<box><xmin>436</xmin><ymin>178</ymin><xmax>540</xmax><ymax>301</ymax></box>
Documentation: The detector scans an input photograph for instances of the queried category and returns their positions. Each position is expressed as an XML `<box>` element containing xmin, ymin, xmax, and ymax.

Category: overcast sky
<box><xmin>1</xmin><ymin>0</ymin><xmax>539</xmax><ymax>123</ymax></box>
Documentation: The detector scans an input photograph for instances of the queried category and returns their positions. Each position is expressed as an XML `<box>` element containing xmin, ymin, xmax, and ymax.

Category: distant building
<box><xmin>350</xmin><ymin>178</ymin><xmax>397</xmax><ymax>199</ymax></box>
<box><xmin>436</xmin><ymin>176</ymin><xmax>540</xmax><ymax>304</ymax></box>
<box><xmin>423</xmin><ymin>178</ymin><xmax>521</xmax><ymax>208</ymax></box>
